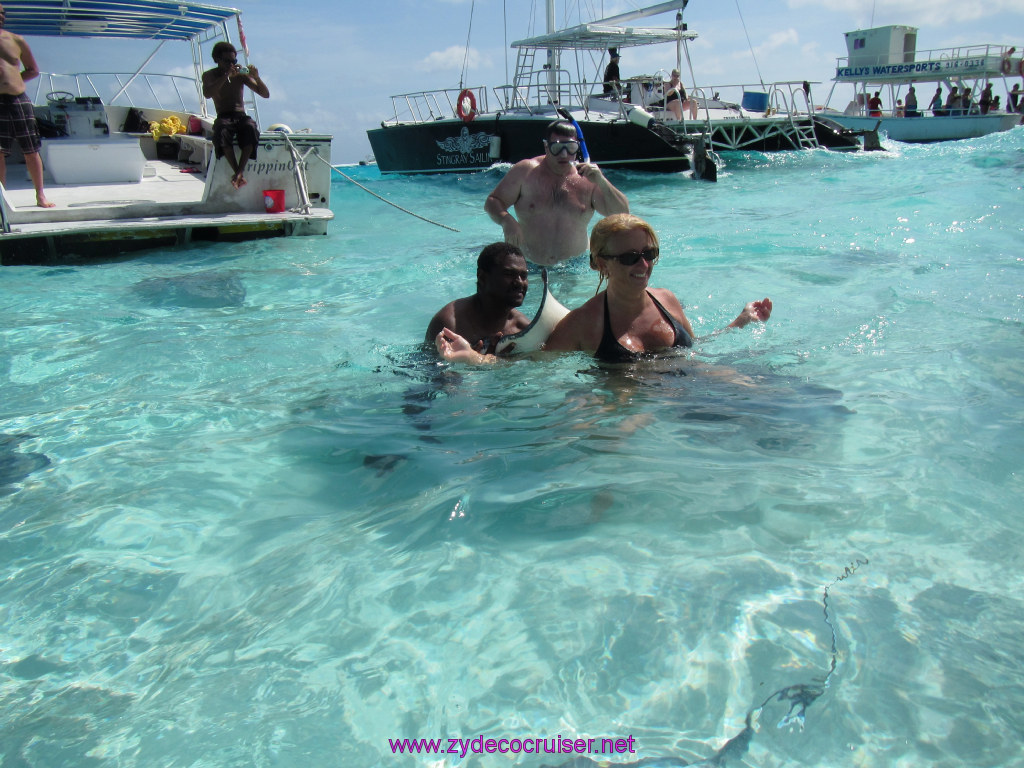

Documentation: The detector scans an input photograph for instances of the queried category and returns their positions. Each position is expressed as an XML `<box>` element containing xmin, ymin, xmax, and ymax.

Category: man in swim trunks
<box><xmin>485</xmin><ymin>120</ymin><xmax>629</xmax><ymax>266</ymax></box>
<box><xmin>426</xmin><ymin>242</ymin><xmax>531</xmax><ymax>363</ymax></box>
<box><xmin>202</xmin><ymin>41</ymin><xmax>270</xmax><ymax>190</ymax></box>
<box><xmin>0</xmin><ymin>3</ymin><xmax>53</xmax><ymax>208</ymax></box>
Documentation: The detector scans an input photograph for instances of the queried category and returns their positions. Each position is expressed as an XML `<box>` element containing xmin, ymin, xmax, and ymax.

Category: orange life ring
<box><xmin>1001</xmin><ymin>56</ymin><xmax>1012</xmax><ymax>75</ymax></box>
<box><xmin>456</xmin><ymin>89</ymin><xmax>477</xmax><ymax>122</ymax></box>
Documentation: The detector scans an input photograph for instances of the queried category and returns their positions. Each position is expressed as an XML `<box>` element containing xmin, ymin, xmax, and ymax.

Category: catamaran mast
<box><xmin>546</xmin><ymin>0</ymin><xmax>557</xmax><ymax>90</ymax></box>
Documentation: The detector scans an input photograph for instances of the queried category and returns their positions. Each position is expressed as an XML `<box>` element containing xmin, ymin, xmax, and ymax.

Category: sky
<box><xmin>21</xmin><ymin>0</ymin><xmax>1024</xmax><ymax>163</ymax></box>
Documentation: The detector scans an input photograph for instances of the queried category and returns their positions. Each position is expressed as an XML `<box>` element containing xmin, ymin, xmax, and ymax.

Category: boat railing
<box><xmin>31</xmin><ymin>72</ymin><xmax>205</xmax><ymax>115</ymax></box>
<box><xmin>835</xmin><ymin>43</ymin><xmax>1018</xmax><ymax>74</ymax></box>
<box><xmin>383</xmin><ymin>86</ymin><xmax>490</xmax><ymax>124</ymax></box>
<box><xmin>494</xmin><ymin>69</ymin><xmax>593</xmax><ymax>115</ymax></box>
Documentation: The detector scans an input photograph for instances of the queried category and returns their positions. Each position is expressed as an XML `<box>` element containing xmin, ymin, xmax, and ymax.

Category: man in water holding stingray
<box><xmin>426</xmin><ymin>242</ymin><xmax>531</xmax><ymax>363</ymax></box>
<box><xmin>485</xmin><ymin>120</ymin><xmax>629</xmax><ymax>267</ymax></box>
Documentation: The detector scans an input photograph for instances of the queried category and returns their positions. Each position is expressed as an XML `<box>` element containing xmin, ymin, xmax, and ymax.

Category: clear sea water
<box><xmin>2</xmin><ymin>129</ymin><xmax>1023</xmax><ymax>767</ymax></box>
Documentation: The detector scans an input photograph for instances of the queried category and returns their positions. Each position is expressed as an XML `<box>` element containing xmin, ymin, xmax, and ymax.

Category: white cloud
<box><xmin>751</xmin><ymin>28</ymin><xmax>800</xmax><ymax>58</ymax></box>
<box><xmin>421</xmin><ymin>45</ymin><xmax>488</xmax><ymax>73</ymax></box>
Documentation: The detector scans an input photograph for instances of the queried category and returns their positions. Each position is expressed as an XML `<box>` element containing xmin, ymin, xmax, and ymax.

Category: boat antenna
<box><xmin>735</xmin><ymin>0</ymin><xmax>766</xmax><ymax>91</ymax></box>
<box><xmin>459</xmin><ymin>0</ymin><xmax>477</xmax><ymax>89</ymax></box>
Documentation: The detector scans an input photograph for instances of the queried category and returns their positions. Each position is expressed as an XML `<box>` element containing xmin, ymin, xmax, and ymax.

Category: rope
<box><xmin>311</xmin><ymin>153</ymin><xmax>460</xmax><ymax>233</ymax></box>
<box><xmin>735</xmin><ymin>0</ymin><xmax>766</xmax><ymax>91</ymax></box>
<box><xmin>459</xmin><ymin>0</ymin><xmax>476</xmax><ymax>90</ymax></box>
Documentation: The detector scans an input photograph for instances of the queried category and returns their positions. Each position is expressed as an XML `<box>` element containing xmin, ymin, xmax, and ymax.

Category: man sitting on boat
<box><xmin>202</xmin><ymin>42</ymin><xmax>270</xmax><ymax>190</ymax></box>
<box><xmin>426</xmin><ymin>242</ymin><xmax>531</xmax><ymax>363</ymax></box>
<box><xmin>0</xmin><ymin>2</ymin><xmax>53</xmax><ymax>208</ymax></box>
<box><xmin>484</xmin><ymin>120</ymin><xmax>629</xmax><ymax>267</ymax></box>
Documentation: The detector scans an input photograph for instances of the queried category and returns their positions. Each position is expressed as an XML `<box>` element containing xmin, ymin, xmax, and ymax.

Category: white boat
<box><xmin>0</xmin><ymin>0</ymin><xmax>334</xmax><ymax>265</ymax></box>
<box><xmin>822</xmin><ymin>25</ymin><xmax>1022</xmax><ymax>143</ymax></box>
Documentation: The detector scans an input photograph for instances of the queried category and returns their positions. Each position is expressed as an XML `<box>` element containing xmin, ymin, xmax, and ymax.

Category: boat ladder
<box><xmin>510</xmin><ymin>49</ymin><xmax>538</xmax><ymax>109</ymax></box>
<box><xmin>779</xmin><ymin>86</ymin><xmax>820</xmax><ymax>150</ymax></box>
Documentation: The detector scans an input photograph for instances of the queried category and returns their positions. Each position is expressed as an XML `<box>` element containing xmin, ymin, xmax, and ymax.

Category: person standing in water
<box><xmin>202</xmin><ymin>41</ymin><xmax>270</xmax><ymax>190</ymax></box>
<box><xmin>484</xmin><ymin>119</ymin><xmax>629</xmax><ymax>267</ymax></box>
<box><xmin>0</xmin><ymin>3</ymin><xmax>53</xmax><ymax>208</ymax></box>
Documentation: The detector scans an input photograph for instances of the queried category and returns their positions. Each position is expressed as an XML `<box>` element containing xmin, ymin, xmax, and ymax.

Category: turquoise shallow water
<box><xmin>2</xmin><ymin>130</ymin><xmax>1023</xmax><ymax>767</ymax></box>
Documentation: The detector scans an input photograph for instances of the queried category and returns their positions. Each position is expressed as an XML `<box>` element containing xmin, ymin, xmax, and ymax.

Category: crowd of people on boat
<box><xmin>429</xmin><ymin>118</ymin><xmax>772</xmax><ymax>365</ymax></box>
<box><xmin>865</xmin><ymin>81</ymin><xmax>1024</xmax><ymax>118</ymax></box>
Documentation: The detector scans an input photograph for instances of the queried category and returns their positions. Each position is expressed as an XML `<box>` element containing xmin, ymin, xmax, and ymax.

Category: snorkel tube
<box><xmin>557</xmin><ymin>107</ymin><xmax>590</xmax><ymax>162</ymax></box>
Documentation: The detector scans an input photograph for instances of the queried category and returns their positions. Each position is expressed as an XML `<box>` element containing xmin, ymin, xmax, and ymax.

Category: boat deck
<box><xmin>1</xmin><ymin>156</ymin><xmax>333</xmax><ymax>264</ymax></box>
<box><xmin>6</xmin><ymin>157</ymin><xmax>206</xmax><ymax>213</ymax></box>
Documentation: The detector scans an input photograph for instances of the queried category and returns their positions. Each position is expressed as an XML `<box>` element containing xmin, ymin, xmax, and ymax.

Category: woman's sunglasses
<box><xmin>598</xmin><ymin>246</ymin><xmax>659</xmax><ymax>266</ymax></box>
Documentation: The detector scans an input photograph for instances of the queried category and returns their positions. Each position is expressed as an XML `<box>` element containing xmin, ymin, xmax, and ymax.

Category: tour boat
<box><xmin>821</xmin><ymin>25</ymin><xmax>1022</xmax><ymax>143</ymax></box>
<box><xmin>0</xmin><ymin>0</ymin><xmax>334</xmax><ymax>266</ymax></box>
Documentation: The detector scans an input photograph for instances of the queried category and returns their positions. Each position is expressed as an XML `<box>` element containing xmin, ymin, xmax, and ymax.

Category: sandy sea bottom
<box><xmin>1</xmin><ymin>129</ymin><xmax>1023</xmax><ymax>767</ymax></box>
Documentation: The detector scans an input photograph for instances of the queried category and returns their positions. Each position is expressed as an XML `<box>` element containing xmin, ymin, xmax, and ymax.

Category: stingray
<box><xmin>132</xmin><ymin>271</ymin><xmax>246</xmax><ymax>308</ymax></box>
<box><xmin>541</xmin><ymin>560</ymin><xmax>868</xmax><ymax>768</ymax></box>
<box><xmin>0</xmin><ymin>433</ymin><xmax>50</xmax><ymax>494</ymax></box>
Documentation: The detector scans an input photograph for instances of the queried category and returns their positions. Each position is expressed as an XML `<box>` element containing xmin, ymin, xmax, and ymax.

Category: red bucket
<box><xmin>263</xmin><ymin>189</ymin><xmax>285</xmax><ymax>213</ymax></box>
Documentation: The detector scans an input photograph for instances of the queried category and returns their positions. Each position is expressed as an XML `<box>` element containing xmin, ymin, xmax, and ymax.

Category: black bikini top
<box><xmin>595</xmin><ymin>291</ymin><xmax>693</xmax><ymax>363</ymax></box>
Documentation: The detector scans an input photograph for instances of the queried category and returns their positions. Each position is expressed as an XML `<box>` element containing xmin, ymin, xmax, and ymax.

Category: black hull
<box><xmin>367</xmin><ymin>115</ymin><xmax>693</xmax><ymax>174</ymax></box>
<box><xmin>812</xmin><ymin>116</ymin><xmax>865</xmax><ymax>151</ymax></box>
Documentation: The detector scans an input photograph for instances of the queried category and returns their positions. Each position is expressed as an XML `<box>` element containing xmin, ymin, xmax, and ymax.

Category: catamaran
<box><xmin>367</xmin><ymin>0</ymin><xmax>718</xmax><ymax>178</ymax></box>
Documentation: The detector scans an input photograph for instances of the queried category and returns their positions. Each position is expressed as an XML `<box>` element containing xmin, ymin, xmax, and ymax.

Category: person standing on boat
<box><xmin>202</xmin><ymin>41</ymin><xmax>269</xmax><ymax>190</ymax></box>
<box><xmin>484</xmin><ymin>119</ymin><xmax>629</xmax><ymax>267</ymax></box>
<box><xmin>867</xmin><ymin>91</ymin><xmax>883</xmax><ymax>117</ymax></box>
<box><xmin>944</xmin><ymin>87</ymin><xmax>959</xmax><ymax>116</ymax></box>
<box><xmin>979</xmin><ymin>84</ymin><xmax>993</xmax><ymax>115</ymax></box>
<box><xmin>905</xmin><ymin>86</ymin><xmax>919</xmax><ymax>117</ymax></box>
<box><xmin>426</xmin><ymin>242</ymin><xmax>531</xmax><ymax>363</ymax></box>
<box><xmin>928</xmin><ymin>86</ymin><xmax>944</xmax><ymax>116</ymax></box>
<box><xmin>602</xmin><ymin>48</ymin><xmax>622</xmax><ymax>98</ymax></box>
<box><xmin>0</xmin><ymin>3</ymin><xmax>53</xmax><ymax>208</ymax></box>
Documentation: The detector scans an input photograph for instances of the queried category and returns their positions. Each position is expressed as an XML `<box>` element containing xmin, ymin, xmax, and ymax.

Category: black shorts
<box><xmin>0</xmin><ymin>92</ymin><xmax>42</xmax><ymax>157</ymax></box>
<box><xmin>212</xmin><ymin>112</ymin><xmax>259</xmax><ymax>159</ymax></box>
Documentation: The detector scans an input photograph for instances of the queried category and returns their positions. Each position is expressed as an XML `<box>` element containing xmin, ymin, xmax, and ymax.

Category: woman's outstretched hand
<box><xmin>729</xmin><ymin>297</ymin><xmax>772</xmax><ymax>329</ymax></box>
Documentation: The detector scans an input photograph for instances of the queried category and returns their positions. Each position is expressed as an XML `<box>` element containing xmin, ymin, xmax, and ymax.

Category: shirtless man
<box><xmin>0</xmin><ymin>3</ymin><xmax>53</xmax><ymax>208</ymax></box>
<box><xmin>201</xmin><ymin>41</ymin><xmax>269</xmax><ymax>189</ymax></box>
<box><xmin>426</xmin><ymin>242</ymin><xmax>530</xmax><ymax>363</ymax></box>
<box><xmin>485</xmin><ymin>120</ymin><xmax>629</xmax><ymax>267</ymax></box>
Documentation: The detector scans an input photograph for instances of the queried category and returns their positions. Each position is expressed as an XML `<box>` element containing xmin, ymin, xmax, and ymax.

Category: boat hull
<box><xmin>825</xmin><ymin>112</ymin><xmax>1020</xmax><ymax>142</ymax></box>
<box><xmin>367</xmin><ymin>115</ymin><xmax>692</xmax><ymax>174</ymax></box>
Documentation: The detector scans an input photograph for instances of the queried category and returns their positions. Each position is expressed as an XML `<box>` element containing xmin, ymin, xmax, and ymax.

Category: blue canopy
<box><xmin>2</xmin><ymin>0</ymin><xmax>241</xmax><ymax>41</ymax></box>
